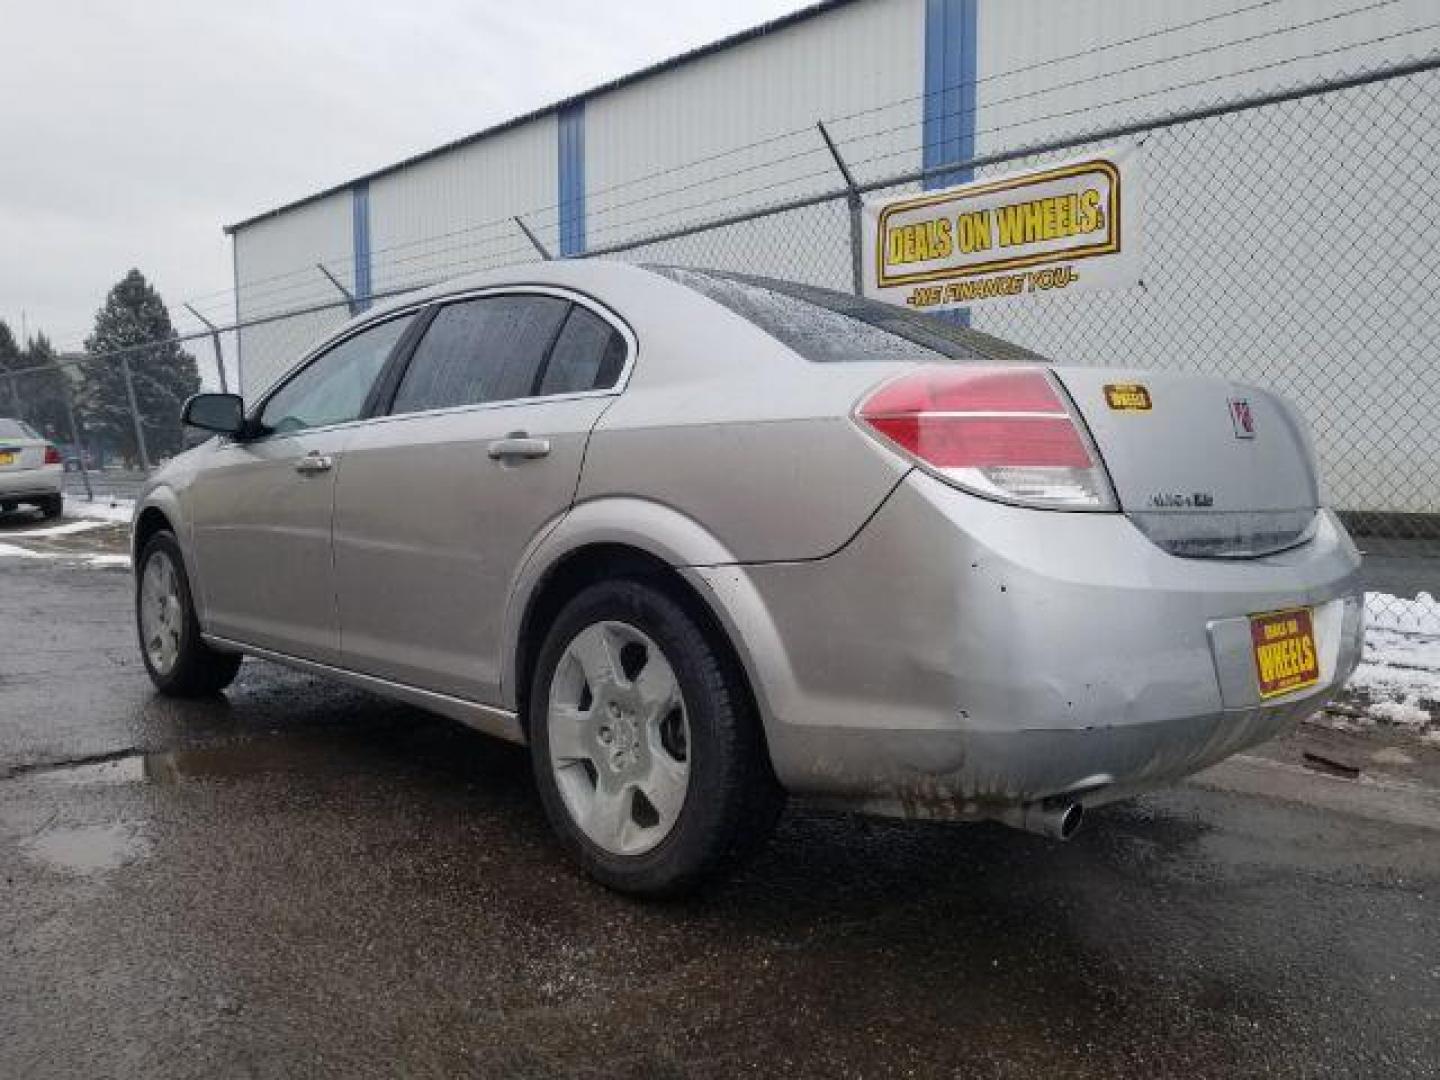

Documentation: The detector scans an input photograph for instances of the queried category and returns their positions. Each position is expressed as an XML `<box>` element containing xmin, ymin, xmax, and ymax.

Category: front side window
<box><xmin>391</xmin><ymin>295</ymin><xmax>570</xmax><ymax>414</ymax></box>
<box><xmin>260</xmin><ymin>314</ymin><xmax>414</xmax><ymax>435</ymax></box>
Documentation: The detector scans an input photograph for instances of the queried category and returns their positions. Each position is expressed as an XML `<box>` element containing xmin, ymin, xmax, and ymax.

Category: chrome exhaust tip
<box><xmin>992</xmin><ymin>800</ymin><xmax>1085</xmax><ymax>841</ymax></box>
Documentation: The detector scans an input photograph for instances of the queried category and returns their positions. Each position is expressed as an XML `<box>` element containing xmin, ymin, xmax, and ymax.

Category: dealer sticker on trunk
<box><xmin>1104</xmin><ymin>383</ymin><xmax>1152</xmax><ymax>411</ymax></box>
<box><xmin>1250</xmin><ymin>608</ymin><xmax>1320</xmax><ymax>699</ymax></box>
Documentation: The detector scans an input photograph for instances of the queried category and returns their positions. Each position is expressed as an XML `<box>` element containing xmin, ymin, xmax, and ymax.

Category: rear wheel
<box><xmin>529</xmin><ymin>578</ymin><xmax>783</xmax><ymax>897</ymax></box>
<box><xmin>37</xmin><ymin>494</ymin><xmax>62</xmax><ymax>520</ymax></box>
<box><xmin>136</xmin><ymin>531</ymin><xmax>242</xmax><ymax>696</ymax></box>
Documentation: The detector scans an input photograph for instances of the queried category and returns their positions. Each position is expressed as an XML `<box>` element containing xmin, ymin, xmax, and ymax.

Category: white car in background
<box><xmin>0</xmin><ymin>419</ymin><xmax>63</xmax><ymax>519</ymax></box>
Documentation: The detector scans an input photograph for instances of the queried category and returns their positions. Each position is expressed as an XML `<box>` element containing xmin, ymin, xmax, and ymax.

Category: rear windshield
<box><xmin>649</xmin><ymin>266</ymin><xmax>1046</xmax><ymax>366</ymax></box>
<box><xmin>0</xmin><ymin>419</ymin><xmax>39</xmax><ymax>439</ymax></box>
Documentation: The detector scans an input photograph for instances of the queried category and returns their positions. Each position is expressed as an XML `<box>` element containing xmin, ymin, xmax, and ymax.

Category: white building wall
<box><xmin>584</xmin><ymin>0</ymin><xmax>927</xmax><ymax>290</ymax></box>
<box><xmin>367</xmin><ymin>117</ymin><xmax>557</xmax><ymax>295</ymax></box>
<box><xmin>233</xmin><ymin>191</ymin><xmax>355</xmax><ymax>397</ymax></box>
<box><xmin>972</xmin><ymin>0</ymin><xmax>1440</xmax><ymax>151</ymax></box>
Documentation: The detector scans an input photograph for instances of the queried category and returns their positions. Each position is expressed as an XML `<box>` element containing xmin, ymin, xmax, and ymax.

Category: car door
<box><xmin>188</xmin><ymin>312</ymin><xmax>416</xmax><ymax>663</ymax></box>
<box><xmin>333</xmin><ymin>290</ymin><xmax>631</xmax><ymax>703</ymax></box>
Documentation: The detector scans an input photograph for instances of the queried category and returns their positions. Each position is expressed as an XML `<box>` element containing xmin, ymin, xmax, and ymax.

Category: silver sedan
<box><xmin>0</xmin><ymin>418</ymin><xmax>64</xmax><ymax>519</ymax></box>
<box><xmin>133</xmin><ymin>261</ymin><xmax>1363</xmax><ymax>895</ymax></box>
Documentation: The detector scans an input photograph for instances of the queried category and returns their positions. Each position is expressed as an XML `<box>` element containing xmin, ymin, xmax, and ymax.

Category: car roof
<box><xmin>360</xmin><ymin>259</ymin><xmax>662</xmax><ymax>323</ymax></box>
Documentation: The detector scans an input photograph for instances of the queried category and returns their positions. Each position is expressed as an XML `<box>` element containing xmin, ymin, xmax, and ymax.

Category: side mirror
<box><xmin>182</xmin><ymin>393</ymin><xmax>246</xmax><ymax>436</ymax></box>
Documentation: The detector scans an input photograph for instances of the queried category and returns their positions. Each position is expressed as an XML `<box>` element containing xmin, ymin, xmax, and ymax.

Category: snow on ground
<box><xmin>0</xmin><ymin>541</ymin><xmax>131</xmax><ymax>568</ymax></box>
<box><xmin>83</xmin><ymin>554</ymin><xmax>132</xmax><ymax>568</ymax></box>
<box><xmin>0</xmin><ymin>502</ymin><xmax>132</xmax><ymax>566</ymax></box>
<box><xmin>0</xmin><ymin>541</ymin><xmax>49</xmax><ymax>559</ymax></box>
<box><xmin>1334</xmin><ymin>591</ymin><xmax>1440</xmax><ymax>740</ymax></box>
<box><xmin>12</xmin><ymin>520</ymin><xmax>111</xmax><ymax>539</ymax></box>
<box><xmin>65</xmin><ymin>498</ymin><xmax>135</xmax><ymax>524</ymax></box>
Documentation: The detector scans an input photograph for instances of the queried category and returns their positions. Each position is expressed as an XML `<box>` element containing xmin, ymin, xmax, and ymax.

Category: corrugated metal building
<box><xmin>225</xmin><ymin>0</ymin><xmax>1440</xmax><ymax>511</ymax></box>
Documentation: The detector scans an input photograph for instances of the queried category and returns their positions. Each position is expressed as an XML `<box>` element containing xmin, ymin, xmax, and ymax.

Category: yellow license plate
<box><xmin>0</xmin><ymin>451</ymin><xmax>14</xmax><ymax>465</ymax></box>
<box><xmin>1250</xmin><ymin>607</ymin><xmax>1320</xmax><ymax>699</ymax></box>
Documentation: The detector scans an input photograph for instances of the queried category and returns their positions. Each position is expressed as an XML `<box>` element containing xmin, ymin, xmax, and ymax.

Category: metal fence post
<box><xmin>316</xmin><ymin>263</ymin><xmax>359</xmax><ymax>315</ymax></box>
<box><xmin>120</xmin><ymin>357</ymin><xmax>152</xmax><ymax>472</ymax></box>
<box><xmin>515</xmin><ymin>215</ymin><xmax>553</xmax><ymax>261</ymax></box>
<box><xmin>5</xmin><ymin>370</ymin><xmax>19</xmax><ymax>417</ymax></box>
<box><xmin>185</xmin><ymin>303</ymin><xmax>229</xmax><ymax>394</ymax></box>
<box><xmin>61</xmin><ymin>388</ymin><xmax>93</xmax><ymax>501</ymax></box>
<box><xmin>817</xmin><ymin>121</ymin><xmax>865</xmax><ymax>297</ymax></box>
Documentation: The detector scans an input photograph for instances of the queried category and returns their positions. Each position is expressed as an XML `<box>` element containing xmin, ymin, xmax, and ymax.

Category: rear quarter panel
<box><xmin>577</xmin><ymin>273</ymin><xmax>912</xmax><ymax>563</ymax></box>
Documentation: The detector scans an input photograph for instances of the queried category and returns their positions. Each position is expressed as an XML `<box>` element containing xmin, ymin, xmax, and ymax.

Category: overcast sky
<box><xmin>0</xmin><ymin>0</ymin><xmax>808</xmax><ymax>352</ymax></box>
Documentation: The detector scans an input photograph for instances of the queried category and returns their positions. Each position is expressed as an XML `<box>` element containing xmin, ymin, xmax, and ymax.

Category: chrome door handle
<box><xmin>487</xmin><ymin>435</ymin><xmax>551</xmax><ymax>461</ymax></box>
<box><xmin>294</xmin><ymin>452</ymin><xmax>334</xmax><ymax>475</ymax></box>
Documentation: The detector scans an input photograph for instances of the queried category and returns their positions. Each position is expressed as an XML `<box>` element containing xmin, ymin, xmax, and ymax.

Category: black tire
<box><xmin>37</xmin><ymin>494</ymin><xmax>62</xmax><ymax>520</ymax></box>
<box><xmin>529</xmin><ymin>578</ymin><xmax>784</xmax><ymax>897</ymax></box>
<box><xmin>135</xmin><ymin>530</ymin><xmax>242</xmax><ymax>697</ymax></box>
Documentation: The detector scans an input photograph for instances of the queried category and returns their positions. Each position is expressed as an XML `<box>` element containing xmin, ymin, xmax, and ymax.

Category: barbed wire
<box><xmin>584</xmin><ymin>30</ymin><xmax>1440</xmax><ymax>249</ymax></box>
<box><xmin>226</xmin><ymin>21</ymin><xmax>1440</xmax><ymax>323</ymax></box>
<box><xmin>24</xmin><ymin>49</ymin><xmax>1434</xmax><ymax>376</ymax></box>
<box><xmin>187</xmin><ymin>0</ymin><xmax>1408</xmax><ymax>321</ymax></box>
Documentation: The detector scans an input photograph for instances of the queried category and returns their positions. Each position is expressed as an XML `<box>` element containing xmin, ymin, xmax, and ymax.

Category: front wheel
<box><xmin>135</xmin><ymin>531</ymin><xmax>242</xmax><ymax>696</ymax></box>
<box><xmin>529</xmin><ymin>579</ymin><xmax>783</xmax><ymax>897</ymax></box>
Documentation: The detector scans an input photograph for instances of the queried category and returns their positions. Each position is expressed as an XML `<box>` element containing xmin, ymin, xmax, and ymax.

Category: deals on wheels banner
<box><xmin>862</xmin><ymin>145</ymin><xmax>1144</xmax><ymax>312</ymax></box>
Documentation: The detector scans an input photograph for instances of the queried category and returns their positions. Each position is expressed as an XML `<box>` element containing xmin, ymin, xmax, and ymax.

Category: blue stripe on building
<box><xmin>558</xmin><ymin>102</ymin><xmax>586</xmax><ymax>257</ymax></box>
<box><xmin>923</xmin><ymin>0</ymin><xmax>978</xmax><ymax>190</ymax></box>
<box><xmin>352</xmin><ymin>180</ymin><xmax>372</xmax><ymax>310</ymax></box>
<box><xmin>923</xmin><ymin>0</ymin><xmax>978</xmax><ymax>323</ymax></box>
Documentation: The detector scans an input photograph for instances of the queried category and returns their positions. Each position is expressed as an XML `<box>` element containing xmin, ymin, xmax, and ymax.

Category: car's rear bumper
<box><xmin>691</xmin><ymin>470</ymin><xmax>1364</xmax><ymax>817</ymax></box>
<box><xmin>740</xmin><ymin>690</ymin><xmax>1342</xmax><ymax>820</ymax></box>
<box><xmin>0</xmin><ymin>466</ymin><xmax>63</xmax><ymax>499</ymax></box>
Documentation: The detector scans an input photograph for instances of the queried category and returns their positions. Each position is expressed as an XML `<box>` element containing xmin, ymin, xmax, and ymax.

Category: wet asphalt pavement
<box><xmin>2</xmin><ymin>556</ymin><xmax>1438</xmax><ymax>1079</ymax></box>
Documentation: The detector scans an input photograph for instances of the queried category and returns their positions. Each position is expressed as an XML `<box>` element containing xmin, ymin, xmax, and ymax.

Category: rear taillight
<box><xmin>43</xmin><ymin>445</ymin><xmax>62</xmax><ymax>465</ymax></box>
<box><xmin>856</xmin><ymin>365</ymin><xmax>1116</xmax><ymax>510</ymax></box>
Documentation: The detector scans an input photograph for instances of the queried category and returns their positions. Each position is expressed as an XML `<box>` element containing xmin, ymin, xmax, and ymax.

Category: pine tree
<box><xmin>0</xmin><ymin>321</ymin><xmax>76</xmax><ymax>442</ymax></box>
<box><xmin>79</xmin><ymin>269</ymin><xmax>200</xmax><ymax>465</ymax></box>
<box><xmin>17</xmin><ymin>334</ymin><xmax>72</xmax><ymax>441</ymax></box>
<box><xmin>0</xmin><ymin>320</ymin><xmax>21</xmax><ymax>419</ymax></box>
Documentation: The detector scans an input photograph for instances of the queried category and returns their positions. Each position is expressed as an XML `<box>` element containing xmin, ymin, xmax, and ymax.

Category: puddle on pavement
<box><xmin>26</xmin><ymin>720</ymin><xmax>498</xmax><ymax>798</ymax></box>
<box><xmin>34</xmin><ymin>736</ymin><xmax>372</xmax><ymax>787</ymax></box>
<box><xmin>20</xmin><ymin>737</ymin><xmax>382</xmax><ymax>875</ymax></box>
<box><xmin>21</xmin><ymin>822</ymin><xmax>150</xmax><ymax>874</ymax></box>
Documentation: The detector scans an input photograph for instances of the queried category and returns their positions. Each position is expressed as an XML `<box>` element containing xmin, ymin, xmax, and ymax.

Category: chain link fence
<box><xmin>2</xmin><ymin>299</ymin><xmax>360</xmax><ymax>505</ymax></box>
<box><xmin>590</xmin><ymin>58</ymin><xmax>1440</xmax><ymax>636</ymax></box>
<box><xmin>7</xmin><ymin>58</ymin><xmax>1436</xmax><ymax>636</ymax></box>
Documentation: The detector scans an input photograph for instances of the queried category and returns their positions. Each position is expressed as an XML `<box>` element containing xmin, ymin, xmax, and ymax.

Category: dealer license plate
<box><xmin>1250</xmin><ymin>607</ymin><xmax>1320</xmax><ymax>699</ymax></box>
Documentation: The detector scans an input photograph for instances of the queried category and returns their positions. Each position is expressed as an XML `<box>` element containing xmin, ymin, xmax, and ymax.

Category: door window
<box><xmin>537</xmin><ymin>306</ymin><xmax>627</xmax><ymax>395</ymax></box>
<box><xmin>391</xmin><ymin>295</ymin><xmax>569</xmax><ymax>414</ymax></box>
<box><xmin>259</xmin><ymin>314</ymin><xmax>414</xmax><ymax>434</ymax></box>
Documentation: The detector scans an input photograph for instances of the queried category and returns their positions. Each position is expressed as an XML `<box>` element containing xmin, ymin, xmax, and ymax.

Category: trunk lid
<box><xmin>0</xmin><ymin>440</ymin><xmax>39</xmax><ymax>471</ymax></box>
<box><xmin>1051</xmin><ymin>367</ymin><xmax>1320</xmax><ymax>558</ymax></box>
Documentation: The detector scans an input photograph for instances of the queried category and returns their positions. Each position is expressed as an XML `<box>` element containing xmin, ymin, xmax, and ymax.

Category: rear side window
<box><xmin>260</xmin><ymin>313</ymin><xmax>414</xmax><ymax>435</ymax></box>
<box><xmin>537</xmin><ymin>306</ymin><xmax>627</xmax><ymax>396</ymax></box>
<box><xmin>392</xmin><ymin>295</ymin><xmax>569</xmax><ymax>414</ymax></box>
<box><xmin>650</xmin><ymin>266</ymin><xmax>1045</xmax><ymax>366</ymax></box>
